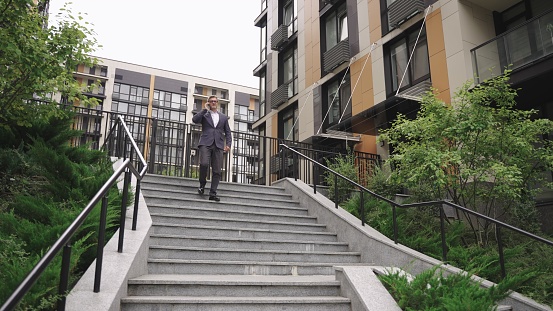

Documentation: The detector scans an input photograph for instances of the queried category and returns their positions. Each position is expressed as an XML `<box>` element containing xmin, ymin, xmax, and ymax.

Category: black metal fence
<box><xmin>66</xmin><ymin>105</ymin><xmax>381</xmax><ymax>186</ymax></box>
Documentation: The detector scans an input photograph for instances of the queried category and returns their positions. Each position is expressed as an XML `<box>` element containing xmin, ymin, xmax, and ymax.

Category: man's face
<box><xmin>208</xmin><ymin>98</ymin><xmax>218</xmax><ymax>110</ymax></box>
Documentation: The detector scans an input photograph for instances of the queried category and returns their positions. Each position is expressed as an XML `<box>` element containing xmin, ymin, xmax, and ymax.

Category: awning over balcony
<box><xmin>328</xmin><ymin>95</ymin><xmax>420</xmax><ymax>136</ymax></box>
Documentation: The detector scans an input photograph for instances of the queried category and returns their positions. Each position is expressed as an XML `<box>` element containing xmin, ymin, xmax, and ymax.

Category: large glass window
<box><xmin>387</xmin><ymin>27</ymin><xmax>430</xmax><ymax>94</ymax></box>
<box><xmin>260</xmin><ymin>23</ymin><xmax>267</xmax><ymax>62</ymax></box>
<box><xmin>283</xmin><ymin>0</ymin><xmax>298</xmax><ymax>35</ymax></box>
<box><xmin>111</xmin><ymin>82</ymin><xmax>149</xmax><ymax>116</ymax></box>
<box><xmin>324</xmin><ymin>2</ymin><xmax>348</xmax><ymax>52</ymax></box>
<box><xmin>152</xmin><ymin>90</ymin><xmax>187</xmax><ymax>122</ymax></box>
<box><xmin>279</xmin><ymin>104</ymin><xmax>299</xmax><ymax>141</ymax></box>
<box><xmin>260</xmin><ymin>71</ymin><xmax>266</xmax><ymax>116</ymax></box>
<box><xmin>113</xmin><ymin>82</ymin><xmax>149</xmax><ymax>103</ymax></box>
<box><xmin>325</xmin><ymin>73</ymin><xmax>351</xmax><ymax>127</ymax></box>
<box><xmin>281</xmin><ymin>46</ymin><xmax>298</xmax><ymax>97</ymax></box>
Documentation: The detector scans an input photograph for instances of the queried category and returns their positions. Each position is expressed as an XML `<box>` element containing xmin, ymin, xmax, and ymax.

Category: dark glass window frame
<box><xmin>383</xmin><ymin>22</ymin><xmax>430</xmax><ymax>96</ymax></box>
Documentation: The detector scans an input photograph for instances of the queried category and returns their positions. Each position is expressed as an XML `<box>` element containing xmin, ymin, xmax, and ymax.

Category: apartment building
<box><xmin>65</xmin><ymin>57</ymin><xmax>260</xmax><ymax>182</ymax></box>
<box><xmin>253</xmin><ymin>0</ymin><xmax>553</xmax><ymax>155</ymax></box>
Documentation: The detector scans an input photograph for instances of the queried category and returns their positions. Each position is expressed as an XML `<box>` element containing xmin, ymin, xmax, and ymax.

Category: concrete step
<box><xmin>149</xmin><ymin>213</ymin><xmax>329</xmax><ymax>232</ymax></box>
<box><xmin>142</xmin><ymin>175</ymin><xmax>289</xmax><ymax>196</ymax></box>
<box><xmin>149</xmin><ymin>246</ymin><xmax>361</xmax><ymax>263</ymax></box>
<box><xmin>147</xmin><ymin>259</ymin><xmax>365</xmax><ymax>276</ymax></box>
<box><xmin>150</xmin><ymin>223</ymin><xmax>340</xmax><ymax>242</ymax></box>
<box><xmin>149</xmin><ymin>234</ymin><xmax>350</xmax><ymax>252</ymax></box>
<box><xmin>127</xmin><ymin>275</ymin><xmax>341</xmax><ymax>297</ymax></box>
<box><xmin>142</xmin><ymin>186</ymin><xmax>297</xmax><ymax>205</ymax></box>
<box><xmin>147</xmin><ymin>205</ymin><xmax>316</xmax><ymax>224</ymax></box>
<box><xmin>120</xmin><ymin>296</ymin><xmax>351</xmax><ymax>311</ymax></box>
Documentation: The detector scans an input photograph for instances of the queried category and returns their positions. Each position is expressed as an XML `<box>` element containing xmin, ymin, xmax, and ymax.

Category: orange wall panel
<box><xmin>426</xmin><ymin>9</ymin><xmax>450</xmax><ymax>104</ymax></box>
<box><xmin>368</xmin><ymin>0</ymin><xmax>382</xmax><ymax>42</ymax></box>
<box><xmin>354</xmin><ymin>134</ymin><xmax>377</xmax><ymax>154</ymax></box>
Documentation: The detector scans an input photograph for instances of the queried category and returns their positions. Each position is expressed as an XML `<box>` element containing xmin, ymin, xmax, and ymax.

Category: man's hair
<box><xmin>207</xmin><ymin>95</ymin><xmax>218</xmax><ymax>102</ymax></box>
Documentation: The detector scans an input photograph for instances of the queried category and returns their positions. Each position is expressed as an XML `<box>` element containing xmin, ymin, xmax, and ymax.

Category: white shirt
<box><xmin>209</xmin><ymin>110</ymin><xmax>219</xmax><ymax>128</ymax></box>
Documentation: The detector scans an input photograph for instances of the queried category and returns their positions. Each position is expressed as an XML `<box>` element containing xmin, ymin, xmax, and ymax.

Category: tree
<box><xmin>379</xmin><ymin>73</ymin><xmax>553</xmax><ymax>245</ymax></box>
<box><xmin>0</xmin><ymin>0</ymin><xmax>99</xmax><ymax>132</ymax></box>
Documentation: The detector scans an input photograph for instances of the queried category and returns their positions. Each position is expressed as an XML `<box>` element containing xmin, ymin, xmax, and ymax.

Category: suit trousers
<box><xmin>198</xmin><ymin>143</ymin><xmax>223</xmax><ymax>196</ymax></box>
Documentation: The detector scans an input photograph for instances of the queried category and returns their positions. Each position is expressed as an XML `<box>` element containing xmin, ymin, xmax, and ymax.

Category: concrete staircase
<box><xmin>120</xmin><ymin>174</ymin><xmax>359</xmax><ymax>311</ymax></box>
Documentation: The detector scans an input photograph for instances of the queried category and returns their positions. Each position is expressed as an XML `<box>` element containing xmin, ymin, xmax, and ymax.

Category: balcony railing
<box><xmin>271</xmin><ymin>82</ymin><xmax>289</xmax><ymax>109</ymax></box>
<box><xmin>388</xmin><ymin>0</ymin><xmax>425</xmax><ymax>28</ymax></box>
<box><xmin>323</xmin><ymin>38</ymin><xmax>350</xmax><ymax>73</ymax></box>
<box><xmin>472</xmin><ymin>10</ymin><xmax>553</xmax><ymax>84</ymax></box>
<box><xmin>271</xmin><ymin>24</ymin><xmax>288</xmax><ymax>50</ymax></box>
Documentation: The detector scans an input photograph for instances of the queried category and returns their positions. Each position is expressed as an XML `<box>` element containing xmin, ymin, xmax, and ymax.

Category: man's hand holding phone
<box><xmin>205</xmin><ymin>102</ymin><xmax>211</xmax><ymax>110</ymax></box>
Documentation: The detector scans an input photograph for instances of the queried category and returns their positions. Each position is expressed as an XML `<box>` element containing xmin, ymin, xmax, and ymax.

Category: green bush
<box><xmin>0</xmin><ymin>113</ymin><xmax>124</xmax><ymax>309</ymax></box>
<box><xmin>378</xmin><ymin>266</ymin><xmax>536</xmax><ymax>311</ymax></box>
<box><xmin>323</xmin><ymin>150</ymin><xmax>358</xmax><ymax>203</ymax></box>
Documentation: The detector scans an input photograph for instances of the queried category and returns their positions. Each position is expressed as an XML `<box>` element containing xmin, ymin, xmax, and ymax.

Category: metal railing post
<box><xmin>360</xmin><ymin>190</ymin><xmax>365</xmax><ymax>226</ymax></box>
<box><xmin>148</xmin><ymin>118</ymin><xmax>158</xmax><ymax>174</ymax></box>
<box><xmin>313</xmin><ymin>163</ymin><xmax>318</xmax><ymax>194</ymax></box>
<box><xmin>334</xmin><ymin>174</ymin><xmax>338</xmax><ymax>209</ymax></box>
<box><xmin>118</xmin><ymin>168</ymin><xmax>130</xmax><ymax>253</ymax></box>
<box><xmin>439</xmin><ymin>205</ymin><xmax>448</xmax><ymax>263</ymax></box>
<box><xmin>293</xmin><ymin>150</ymin><xmax>298</xmax><ymax>181</ymax></box>
<box><xmin>94</xmin><ymin>196</ymin><xmax>108</xmax><ymax>292</ymax></box>
<box><xmin>393</xmin><ymin>205</ymin><xmax>398</xmax><ymax>244</ymax></box>
<box><xmin>496</xmin><ymin>226</ymin><xmax>507</xmax><ymax>279</ymax></box>
<box><xmin>56</xmin><ymin>243</ymin><xmax>72</xmax><ymax>311</ymax></box>
<box><xmin>132</xmin><ymin>179</ymin><xmax>140</xmax><ymax>231</ymax></box>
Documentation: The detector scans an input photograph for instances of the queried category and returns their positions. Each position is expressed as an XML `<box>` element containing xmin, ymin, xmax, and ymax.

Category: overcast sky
<box><xmin>48</xmin><ymin>1</ymin><xmax>261</xmax><ymax>88</ymax></box>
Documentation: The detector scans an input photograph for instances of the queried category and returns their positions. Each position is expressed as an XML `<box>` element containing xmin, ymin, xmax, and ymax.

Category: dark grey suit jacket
<box><xmin>192</xmin><ymin>109</ymin><xmax>232</xmax><ymax>149</ymax></box>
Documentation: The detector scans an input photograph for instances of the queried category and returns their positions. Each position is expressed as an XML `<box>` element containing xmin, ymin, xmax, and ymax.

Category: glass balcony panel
<box><xmin>472</xmin><ymin>10</ymin><xmax>553</xmax><ymax>84</ymax></box>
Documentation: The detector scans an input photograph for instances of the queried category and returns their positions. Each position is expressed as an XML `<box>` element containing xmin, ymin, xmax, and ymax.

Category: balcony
<box><xmin>271</xmin><ymin>83</ymin><xmax>289</xmax><ymax>109</ymax></box>
<box><xmin>472</xmin><ymin>10</ymin><xmax>553</xmax><ymax>84</ymax></box>
<box><xmin>271</xmin><ymin>24</ymin><xmax>288</xmax><ymax>51</ymax></box>
<box><xmin>323</xmin><ymin>38</ymin><xmax>350</xmax><ymax>73</ymax></box>
<box><xmin>388</xmin><ymin>0</ymin><xmax>425</xmax><ymax>29</ymax></box>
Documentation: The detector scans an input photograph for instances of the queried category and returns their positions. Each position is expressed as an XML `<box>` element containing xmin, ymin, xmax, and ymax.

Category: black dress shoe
<box><xmin>209</xmin><ymin>195</ymin><xmax>220</xmax><ymax>202</ymax></box>
<box><xmin>198</xmin><ymin>187</ymin><xmax>204</xmax><ymax>195</ymax></box>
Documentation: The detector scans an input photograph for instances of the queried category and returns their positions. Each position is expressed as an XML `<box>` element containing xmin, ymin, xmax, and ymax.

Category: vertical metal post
<box><xmin>118</xmin><ymin>119</ymin><xmax>126</xmax><ymax>157</ymax></box>
<box><xmin>334</xmin><ymin>174</ymin><xmax>338</xmax><ymax>209</ymax></box>
<box><xmin>313</xmin><ymin>163</ymin><xmax>318</xmax><ymax>194</ymax></box>
<box><xmin>392</xmin><ymin>205</ymin><xmax>398</xmax><ymax>244</ymax></box>
<box><xmin>94</xmin><ymin>196</ymin><xmax>108</xmax><ymax>292</ymax></box>
<box><xmin>148</xmin><ymin>118</ymin><xmax>157</xmax><ymax>174</ymax></box>
<box><xmin>360</xmin><ymin>191</ymin><xmax>365</xmax><ymax>226</ymax></box>
<box><xmin>57</xmin><ymin>243</ymin><xmax>72</xmax><ymax>311</ymax></box>
<box><xmin>496</xmin><ymin>226</ymin><xmax>507</xmax><ymax>279</ymax></box>
<box><xmin>132</xmin><ymin>179</ymin><xmax>140</xmax><ymax>231</ymax></box>
<box><xmin>439</xmin><ymin>205</ymin><xmax>448</xmax><ymax>263</ymax></box>
<box><xmin>293</xmin><ymin>150</ymin><xmax>298</xmax><ymax>181</ymax></box>
<box><xmin>118</xmin><ymin>168</ymin><xmax>130</xmax><ymax>253</ymax></box>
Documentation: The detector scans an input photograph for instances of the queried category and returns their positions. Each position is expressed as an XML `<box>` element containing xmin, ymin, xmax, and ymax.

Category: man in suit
<box><xmin>192</xmin><ymin>95</ymin><xmax>232</xmax><ymax>201</ymax></box>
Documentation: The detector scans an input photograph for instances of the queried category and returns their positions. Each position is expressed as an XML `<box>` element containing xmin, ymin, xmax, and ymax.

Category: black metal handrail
<box><xmin>280</xmin><ymin>144</ymin><xmax>553</xmax><ymax>278</ymax></box>
<box><xmin>1</xmin><ymin>116</ymin><xmax>147</xmax><ymax>311</ymax></box>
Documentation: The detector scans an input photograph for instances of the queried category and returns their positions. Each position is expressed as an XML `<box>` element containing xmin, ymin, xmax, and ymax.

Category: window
<box><xmin>283</xmin><ymin>0</ymin><xmax>298</xmax><ymax>35</ymax></box>
<box><xmin>279</xmin><ymin>104</ymin><xmax>299</xmax><ymax>141</ymax></box>
<box><xmin>280</xmin><ymin>45</ymin><xmax>298</xmax><ymax>97</ymax></box>
<box><xmin>219</xmin><ymin>103</ymin><xmax>227</xmax><ymax>115</ymax></box>
<box><xmin>194</xmin><ymin>86</ymin><xmax>203</xmax><ymax>94</ymax></box>
<box><xmin>212</xmin><ymin>89</ymin><xmax>217</xmax><ymax>96</ymax></box>
<box><xmin>100</xmin><ymin>67</ymin><xmax>107</xmax><ymax>77</ymax></box>
<box><xmin>113</xmin><ymin>83</ymin><xmax>150</xmax><ymax>103</ymax></box>
<box><xmin>260</xmin><ymin>23</ymin><xmax>267</xmax><ymax>62</ymax></box>
<box><xmin>89</xmin><ymin>66</ymin><xmax>96</xmax><ymax>75</ymax></box>
<box><xmin>385</xmin><ymin>26</ymin><xmax>430</xmax><ymax>95</ymax></box>
<box><xmin>221</xmin><ymin>91</ymin><xmax>227</xmax><ymax>99</ymax></box>
<box><xmin>193</xmin><ymin>99</ymin><xmax>203</xmax><ymax>111</ymax></box>
<box><xmin>152</xmin><ymin>90</ymin><xmax>187</xmax><ymax>122</ymax></box>
<box><xmin>260</xmin><ymin>71</ymin><xmax>266</xmax><ymax>116</ymax></box>
<box><xmin>324</xmin><ymin>73</ymin><xmax>351</xmax><ymax>128</ymax></box>
<box><xmin>323</xmin><ymin>2</ymin><xmax>348</xmax><ymax>52</ymax></box>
